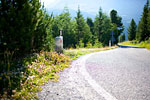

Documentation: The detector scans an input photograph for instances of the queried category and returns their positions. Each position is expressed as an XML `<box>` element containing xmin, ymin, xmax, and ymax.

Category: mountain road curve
<box><xmin>38</xmin><ymin>47</ymin><xmax>150</xmax><ymax>100</ymax></box>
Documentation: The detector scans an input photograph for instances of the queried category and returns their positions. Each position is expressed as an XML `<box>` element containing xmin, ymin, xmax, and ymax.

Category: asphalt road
<box><xmin>86</xmin><ymin>48</ymin><xmax>150</xmax><ymax>100</ymax></box>
<box><xmin>38</xmin><ymin>47</ymin><xmax>150</xmax><ymax>100</ymax></box>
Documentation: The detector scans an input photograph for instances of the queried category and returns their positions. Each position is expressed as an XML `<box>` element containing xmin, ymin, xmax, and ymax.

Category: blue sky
<box><xmin>41</xmin><ymin>0</ymin><xmax>148</xmax><ymax>37</ymax></box>
<box><xmin>41</xmin><ymin>0</ymin><xmax>147</xmax><ymax>17</ymax></box>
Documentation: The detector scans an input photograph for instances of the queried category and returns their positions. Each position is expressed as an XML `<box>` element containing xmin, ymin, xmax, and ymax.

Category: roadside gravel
<box><xmin>37</xmin><ymin>47</ymin><xmax>150</xmax><ymax>100</ymax></box>
<box><xmin>37</xmin><ymin>55</ymin><xmax>105</xmax><ymax>100</ymax></box>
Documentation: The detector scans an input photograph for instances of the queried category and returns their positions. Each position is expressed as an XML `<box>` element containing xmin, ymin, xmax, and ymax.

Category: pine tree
<box><xmin>127</xmin><ymin>19</ymin><xmax>137</xmax><ymax>41</ymax></box>
<box><xmin>110</xmin><ymin>9</ymin><xmax>124</xmax><ymax>44</ymax></box>
<box><xmin>86</xmin><ymin>17</ymin><xmax>94</xmax><ymax>45</ymax></box>
<box><xmin>101</xmin><ymin>14</ymin><xmax>112</xmax><ymax>46</ymax></box>
<box><xmin>110</xmin><ymin>10</ymin><xmax>118</xmax><ymax>24</ymax></box>
<box><xmin>147</xmin><ymin>7</ymin><xmax>150</xmax><ymax>39</ymax></box>
<box><xmin>119</xmin><ymin>33</ymin><xmax>125</xmax><ymax>42</ymax></box>
<box><xmin>87</xmin><ymin>17</ymin><xmax>94</xmax><ymax>34</ymax></box>
<box><xmin>0</xmin><ymin>0</ymin><xmax>50</xmax><ymax>59</ymax></box>
<box><xmin>51</xmin><ymin>7</ymin><xmax>76</xmax><ymax>48</ymax></box>
<box><xmin>75</xmin><ymin>7</ymin><xmax>85</xmax><ymax>43</ymax></box>
<box><xmin>75</xmin><ymin>7</ymin><xmax>92</xmax><ymax>46</ymax></box>
<box><xmin>58</xmin><ymin>7</ymin><xmax>75</xmax><ymax>48</ymax></box>
<box><xmin>94</xmin><ymin>8</ymin><xmax>113</xmax><ymax>46</ymax></box>
<box><xmin>38</xmin><ymin>10</ymin><xmax>54</xmax><ymax>51</ymax></box>
<box><xmin>94</xmin><ymin>8</ymin><xmax>104</xmax><ymax>42</ymax></box>
<box><xmin>136</xmin><ymin>0</ymin><xmax>149</xmax><ymax>41</ymax></box>
<box><xmin>51</xmin><ymin>17</ymin><xmax>60</xmax><ymax>38</ymax></box>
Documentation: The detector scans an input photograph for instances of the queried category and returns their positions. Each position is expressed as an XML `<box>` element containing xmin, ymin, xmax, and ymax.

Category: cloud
<box><xmin>122</xmin><ymin>15</ymin><xmax>127</xmax><ymax>17</ymax></box>
<box><xmin>66</xmin><ymin>1</ymin><xmax>100</xmax><ymax>14</ymax></box>
<box><xmin>40</xmin><ymin>0</ymin><xmax>60</xmax><ymax>8</ymax></box>
<box><xmin>40</xmin><ymin>0</ymin><xmax>105</xmax><ymax>15</ymax></box>
<box><xmin>127</xmin><ymin>20</ymin><xmax>131</xmax><ymax>24</ymax></box>
<box><xmin>107</xmin><ymin>8</ymin><xmax>114</xmax><ymax>15</ymax></box>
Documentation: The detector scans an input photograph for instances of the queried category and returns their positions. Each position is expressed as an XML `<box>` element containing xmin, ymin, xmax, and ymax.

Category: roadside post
<box><xmin>110</xmin><ymin>31</ymin><xmax>115</xmax><ymax>46</ymax></box>
<box><xmin>55</xmin><ymin>29</ymin><xmax>63</xmax><ymax>53</ymax></box>
<box><xmin>109</xmin><ymin>40</ymin><xmax>111</xmax><ymax>48</ymax></box>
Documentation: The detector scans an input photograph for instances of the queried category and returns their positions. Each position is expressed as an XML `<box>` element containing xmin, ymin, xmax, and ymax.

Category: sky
<box><xmin>40</xmin><ymin>0</ymin><xmax>147</xmax><ymax>16</ymax></box>
<box><xmin>40</xmin><ymin>0</ymin><xmax>148</xmax><ymax>37</ymax></box>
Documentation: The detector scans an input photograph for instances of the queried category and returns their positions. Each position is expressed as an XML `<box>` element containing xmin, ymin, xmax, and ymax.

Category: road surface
<box><xmin>38</xmin><ymin>48</ymin><xmax>150</xmax><ymax>100</ymax></box>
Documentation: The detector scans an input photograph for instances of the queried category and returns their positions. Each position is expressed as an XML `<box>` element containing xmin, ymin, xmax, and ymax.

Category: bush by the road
<box><xmin>0</xmin><ymin>51</ymin><xmax>71</xmax><ymax>99</ymax></box>
<box><xmin>0</xmin><ymin>46</ymin><xmax>117</xmax><ymax>99</ymax></box>
<box><xmin>119</xmin><ymin>40</ymin><xmax>150</xmax><ymax>50</ymax></box>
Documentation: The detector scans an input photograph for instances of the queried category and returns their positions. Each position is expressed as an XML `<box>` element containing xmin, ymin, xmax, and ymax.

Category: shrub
<box><xmin>75</xmin><ymin>40</ymin><xmax>85</xmax><ymax>48</ymax></box>
<box><xmin>0</xmin><ymin>51</ymin><xmax>71</xmax><ymax>99</ymax></box>
<box><xmin>93</xmin><ymin>39</ymin><xmax>103</xmax><ymax>48</ymax></box>
<box><xmin>86</xmin><ymin>42</ymin><xmax>93</xmax><ymax>48</ymax></box>
<box><xmin>79</xmin><ymin>40</ymin><xmax>85</xmax><ymax>48</ymax></box>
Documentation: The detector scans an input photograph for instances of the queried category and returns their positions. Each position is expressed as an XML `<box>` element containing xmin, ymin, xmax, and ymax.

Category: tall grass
<box><xmin>0</xmin><ymin>46</ymin><xmax>117</xmax><ymax>99</ymax></box>
<box><xmin>119</xmin><ymin>40</ymin><xmax>150</xmax><ymax>50</ymax></box>
<box><xmin>0</xmin><ymin>51</ymin><xmax>71</xmax><ymax>99</ymax></box>
<box><xmin>65</xmin><ymin>46</ymin><xmax>117</xmax><ymax>60</ymax></box>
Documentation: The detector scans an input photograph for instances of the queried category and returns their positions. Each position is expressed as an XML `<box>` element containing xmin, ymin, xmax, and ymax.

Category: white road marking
<box><xmin>79</xmin><ymin>52</ymin><xmax>118</xmax><ymax>100</ymax></box>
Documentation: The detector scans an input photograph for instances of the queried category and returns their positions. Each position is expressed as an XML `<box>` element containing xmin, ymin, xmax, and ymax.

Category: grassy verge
<box><xmin>65</xmin><ymin>46</ymin><xmax>117</xmax><ymax>60</ymax></box>
<box><xmin>119</xmin><ymin>40</ymin><xmax>150</xmax><ymax>50</ymax></box>
<box><xmin>0</xmin><ymin>51</ymin><xmax>71</xmax><ymax>99</ymax></box>
<box><xmin>0</xmin><ymin>46</ymin><xmax>117</xmax><ymax>99</ymax></box>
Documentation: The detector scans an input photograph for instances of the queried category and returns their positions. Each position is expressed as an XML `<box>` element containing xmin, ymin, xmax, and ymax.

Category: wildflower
<box><xmin>12</xmin><ymin>90</ymin><xmax>16</xmax><ymax>93</ymax></box>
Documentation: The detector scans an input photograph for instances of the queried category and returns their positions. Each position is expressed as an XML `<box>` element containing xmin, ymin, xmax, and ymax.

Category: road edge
<box><xmin>78</xmin><ymin>50</ymin><xmax>118</xmax><ymax>100</ymax></box>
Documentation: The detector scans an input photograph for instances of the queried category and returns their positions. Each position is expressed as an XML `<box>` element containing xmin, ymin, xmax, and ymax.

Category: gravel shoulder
<box><xmin>37</xmin><ymin>55</ymin><xmax>105</xmax><ymax>100</ymax></box>
<box><xmin>37</xmin><ymin>48</ymin><xmax>150</xmax><ymax>100</ymax></box>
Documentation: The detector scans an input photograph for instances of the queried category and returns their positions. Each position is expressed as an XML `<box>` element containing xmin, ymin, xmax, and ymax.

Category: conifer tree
<box><xmin>86</xmin><ymin>17</ymin><xmax>94</xmax><ymax>45</ymax></box>
<box><xmin>147</xmin><ymin>7</ymin><xmax>150</xmax><ymax>39</ymax></box>
<box><xmin>119</xmin><ymin>33</ymin><xmax>125</xmax><ymax>42</ymax></box>
<box><xmin>110</xmin><ymin>9</ymin><xmax>124</xmax><ymax>44</ymax></box>
<box><xmin>75</xmin><ymin>7</ymin><xmax>92</xmax><ymax>46</ymax></box>
<box><xmin>37</xmin><ymin>9</ymin><xmax>54</xmax><ymax>51</ymax></box>
<box><xmin>51</xmin><ymin>7</ymin><xmax>77</xmax><ymax>48</ymax></box>
<box><xmin>58</xmin><ymin>7</ymin><xmax>76</xmax><ymax>48</ymax></box>
<box><xmin>136</xmin><ymin>0</ymin><xmax>149</xmax><ymax>41</ymax></box>
<box><xmin>94</xmin><ymin>8</ymin><xmax>113</xmax><ymax>46</ymax></box>
<box><xmin>0</xmin><ymin>0</ymin><xmax>50</xmax><ymax>59</ymax></box>
<box><xmin>94</xmin><ymin>8</ymin><xmax>103</xmax><ymax>42</ymax></box>
<box><xmin>75</xmin><ymin>7</ymin><xmax>85</xmax><ymax>43</ymax></box>
<box><xmin>87</xmin><ymin>17</ymin><xmax>94</xmax><ymax>35</ymax></box>
<box><xmin>101</xmin><ymin>14</ymin><xmax>112</xmax><ymax>46</ymax></box>
<box><xmin>127</xmin><ymin>19</ymin><xmax>137</xmax><ymax>41</ymax></box>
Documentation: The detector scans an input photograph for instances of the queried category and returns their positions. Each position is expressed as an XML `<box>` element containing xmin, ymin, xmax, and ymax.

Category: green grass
<box><xmin>0</xmin><ymin>46</ymin><xmax>117</xmax><ymax>99</ymax></box>
<box><xmin>64</xmin><ymin>46</ymin><xmax>117</xmax><ymax>60</ymax></box>
<box><xmin>119</xmin><ymin>40</ymin><xmax>150</xmax><ymax>50</ymax></box>
<box><xmin>0</xmin><ymin>51</ymin><xmax>71</xmax><ymax>99</ymax></box>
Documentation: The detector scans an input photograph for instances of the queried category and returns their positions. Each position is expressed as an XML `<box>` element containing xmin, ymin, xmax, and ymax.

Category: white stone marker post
<box><xmin>55</xmin><ymin>30</ymin><xmax>63</xmax><ymax>53</ymax></box>
<box><xmin>109</xmin><ymin>40</ymin><xmax>111</xmax><ymax>48</ymax></box>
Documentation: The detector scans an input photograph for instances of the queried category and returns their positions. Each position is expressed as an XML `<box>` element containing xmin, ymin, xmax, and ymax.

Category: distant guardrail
<box><xmin>117</xmin><ymin>44</ymin><xmax>144</xmax><ymax>48</ymax></box>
